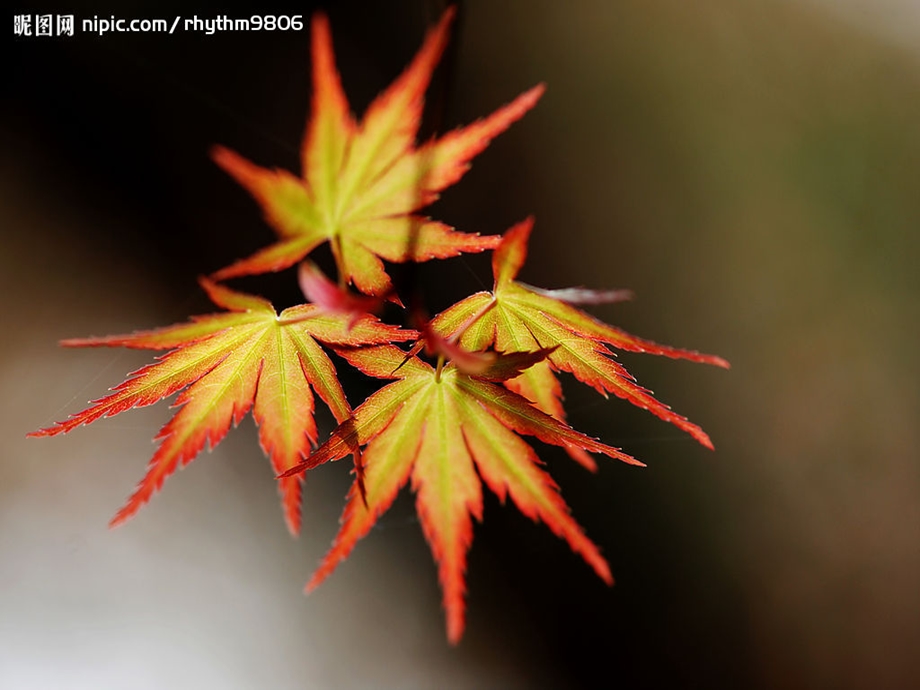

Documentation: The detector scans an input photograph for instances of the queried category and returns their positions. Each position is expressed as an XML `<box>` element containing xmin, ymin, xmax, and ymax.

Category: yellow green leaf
<box><xmin>211</xmin><ymin>9</ymin><xmax>543</xmax><ymax>295</ymax></box>
<box><xmin>29</xmin><ymin>279</ymin><xmax>415</xmax><ymax>534</ymax></box>
<box><xmin>282</xmin><ymin>344</ymin><xmax>635</xmax><ymax>643</ymax></box>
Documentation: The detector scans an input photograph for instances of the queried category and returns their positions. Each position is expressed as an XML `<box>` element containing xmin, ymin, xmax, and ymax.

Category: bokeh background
<box><xmin>4</xmin><ymin>0</ymin><xmax>919</xmax><ymax>688</ymax></box>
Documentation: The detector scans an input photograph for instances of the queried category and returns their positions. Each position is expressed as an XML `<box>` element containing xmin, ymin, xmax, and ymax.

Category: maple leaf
<box><xmin>29</xmin><ymin>279</ymin><xmax>415</xmax><ymax>534</ymax></box>
<box><xmin>211</xmin><ymin>8</ymin><xmax>544</xmax><ymax>296</ymax></box>
<box><xmin>280</xmin><ymin>344</ymin><xmax>641</xmax><ymax>644</ymax></box>
<box><xmin>431</xmin><ymin>217</ymin><xmax>730</xmax><ymax>470</ymax></box>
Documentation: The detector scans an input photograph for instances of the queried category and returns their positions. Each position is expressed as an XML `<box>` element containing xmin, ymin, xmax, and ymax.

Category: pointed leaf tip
<box><xmin>493</xmin><ymin>217</ymin><xmax>535</xmax><ymax>288</ymax></box>
<box><xmin>198</xmin><ymin>276</ymin><xmax>273</xmax><ymax>313</ymax></box>
<box><xmin>520</xmin><ymin>285</ymin><xmax>635</xmax><ymax>305</ymax></box>
<box><xmin>476</xmin><ymin>346</ymin><xmax>558</xmax><ymax>382</ymax></box>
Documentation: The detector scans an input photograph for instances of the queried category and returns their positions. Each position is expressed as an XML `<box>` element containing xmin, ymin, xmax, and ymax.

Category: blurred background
<box><xmin>4</xmin><ymin>0</ymin><xmax>919</xmax><ymax>687</ymax></box>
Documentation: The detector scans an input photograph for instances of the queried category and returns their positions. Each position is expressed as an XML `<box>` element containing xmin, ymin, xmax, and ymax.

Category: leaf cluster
<box><xmin>30</xmin><ymin>8</ymin><xmax>727</xmax><ymax>644</ymax></box>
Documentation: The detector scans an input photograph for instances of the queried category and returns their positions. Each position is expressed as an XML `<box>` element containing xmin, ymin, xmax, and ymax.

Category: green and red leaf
<box><xmin>432</xmin><ymin>217</ymin><xmax>730</xmax><ymax>466</ymax></box>
<box><xmin>29</xmin><ymin>279</ymin><xmax>415</xmax><ymax>534</ymax></box>
<box><xmin>211</xmin><ymin>8</ymin><xmax>543</xmax><ymax>295</ymax></box>
<box><xmin>282</xmin><ymin>344</ymin><xmax>635</xmax><ymax>643</ymax></box>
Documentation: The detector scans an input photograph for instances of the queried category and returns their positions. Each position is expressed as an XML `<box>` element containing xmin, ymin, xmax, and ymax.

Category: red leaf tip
<box><xmin>493</xmin><ymin>216</ymin><xmax>535</xmax><ymax>287</ymax></box>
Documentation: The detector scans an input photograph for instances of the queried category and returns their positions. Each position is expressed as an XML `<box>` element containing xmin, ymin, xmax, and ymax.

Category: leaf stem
<box><xmin>435</xmin><ymin>355</ymin><xmax>445</xmax><ymax>383</ymax></box>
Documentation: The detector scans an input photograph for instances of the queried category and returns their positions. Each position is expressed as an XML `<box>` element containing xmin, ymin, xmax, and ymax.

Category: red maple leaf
<box><xmin>29</xmin><ymin>279</ymin><xmax>415</xmax><ymax>534</ymax></box>
<box><xmin>212</xmin><ymin>8</ymin><xmax>544</xmax><ymax>296</ymax></box>
<box><xmin>281</xmin><ymin>344</ymin><xmax>641</xmax><ymax>643</ymax></box>
<box><xmin>431</xmin><ymin>217</ymin><xmax>730</xmax><ymax>470</ymax></box>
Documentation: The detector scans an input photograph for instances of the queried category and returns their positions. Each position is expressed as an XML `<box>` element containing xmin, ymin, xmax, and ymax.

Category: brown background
<box><xmin>4</xmin><ymin>1</ymin><xmax>919</xmax><ymax>687</ymax></box>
